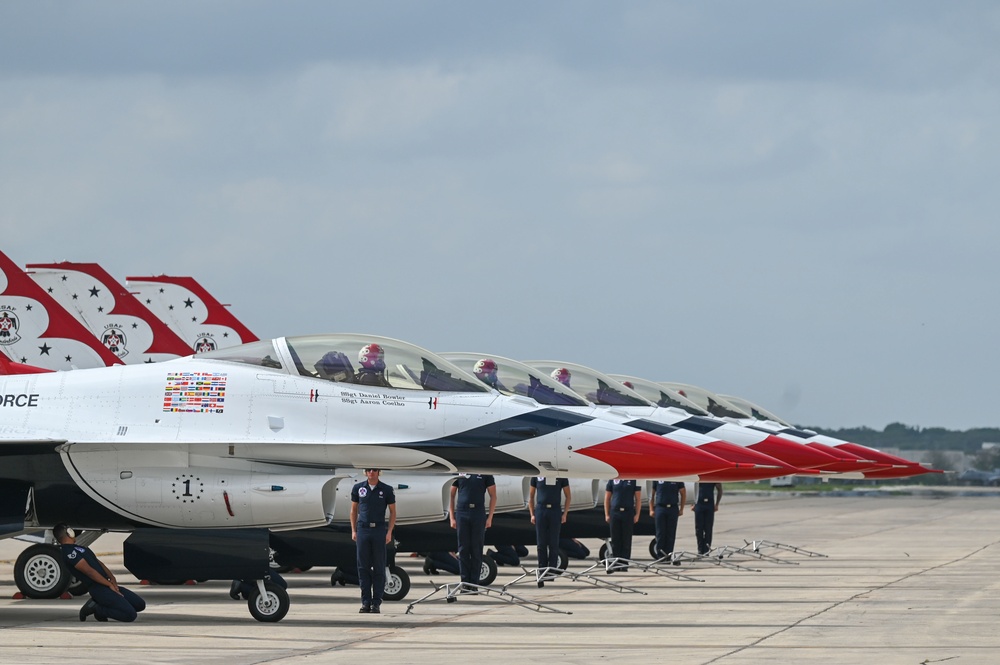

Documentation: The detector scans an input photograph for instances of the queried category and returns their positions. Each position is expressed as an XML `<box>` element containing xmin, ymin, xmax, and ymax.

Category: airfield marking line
<box><xmin>701</xmin><ymin>539</ymin><xmax>1000</xmax><ymax>664</ymax></box>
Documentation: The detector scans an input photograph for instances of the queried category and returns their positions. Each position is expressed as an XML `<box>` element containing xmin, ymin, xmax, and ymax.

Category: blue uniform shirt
<box><xmin>695</xmin><ymin>482</ymin><xmax>718</xmax><ymax>508</ymax></box>
<box><xmin>351</xmin><ymin>480</ymin><xmax>396</xmax><ymax>525</ymax></box>
<box><xmin>59</xmin><ymin>544</ymin><xmax>107</xmax><ymax>591</ymax></box>
<box><xmin>531</xmin><ymin>477</ymin><xmax>569</xmax><ymax>508</ymax></box>
<box><xmin>452</xmin><ymin>474</ymin><xmax>495</xmax><ymax>511</ymax></box>
<box><xmin>652</xmin><ymin>481</ymin><xmax>685</xmax><ymax>507</ymax></box>
<box><xmin>606</xmin><ymin>479</ymin><xmax>639</xmax><ymax>514</ymax></box>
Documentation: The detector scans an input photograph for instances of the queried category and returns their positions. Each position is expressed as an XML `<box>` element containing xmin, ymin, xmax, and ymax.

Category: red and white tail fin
<box><xmin>125</xmin><ymin>275</ymin><xmax>258</xmax><ymax>354</ymax></box>
<box><xmin>25</xmin><ymin>262</ymin><xmax>193</xmax><ymax>364</ymax></box>
<box><xmin>0</xmin><ymin>250</ymin><xmax>122</xmax><ymax>370</ymax></box>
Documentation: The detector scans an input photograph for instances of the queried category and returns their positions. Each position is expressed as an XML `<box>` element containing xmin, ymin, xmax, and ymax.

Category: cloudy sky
<box><xmin>2</xmin><ymin>2</ymin><xmax>998</xmax><ymax>430</ymax></box>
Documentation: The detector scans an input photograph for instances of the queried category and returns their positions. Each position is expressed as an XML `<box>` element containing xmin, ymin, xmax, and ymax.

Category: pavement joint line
<box><xmin>702</xmin><ymin>539</ymin><xmax>1000</xmax><ymax>665</ymax></box>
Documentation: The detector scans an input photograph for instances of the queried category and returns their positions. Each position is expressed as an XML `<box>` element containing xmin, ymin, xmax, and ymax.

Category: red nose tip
<box><xmin>697</xmin><ymin>440</ymin><xmax>802</xmax><ymax>481</ymax></box>
<box><xmin>576</xmin><ymin>432</ymin><xmax>733</xmax><ymax>478</ymax></box>
<box><xmin>805</xmin><ymin>442</ymin><xmax>884</xmax><ymax>473</ymax></box>
<box><xmin>749</xmin><ymin>435</ymin><xmax>840</xmax><ymax>469</ymax></box>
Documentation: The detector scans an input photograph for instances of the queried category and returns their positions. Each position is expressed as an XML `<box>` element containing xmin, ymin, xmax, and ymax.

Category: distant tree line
<box><xmin>803</xmin><ymin>422</ymin><xmax>1000</xmax><ymax>455</ymax></box>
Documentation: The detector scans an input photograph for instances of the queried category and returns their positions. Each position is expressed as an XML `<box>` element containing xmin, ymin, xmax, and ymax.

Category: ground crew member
<box><xmin>529</xmin><ymin>476</ymin><xmax>571</xmax><ymax>573</ymax></box>
<box><xmin>449</xmin><ymin>473</ymin><xmax>497</xmax><ymax>586</ymax></box>
<box><xmin>351</xmin><ymin>468</ymin><xmax>396</xmax><ymax>613</ymax></box>
<box><xmin>649</xmin><ymin>480</ymin><xmax>686</xmax><ymax>564</ymax></box>
<box><xmin>604</xmin><ymin>478</ymin><xmax>641</xmax><ymax>571</ymax></box>
<box><xmin>693</xmin><ymin>481</ymin><xmax>723</xmax><ymax>555</ymax></box>
<box><xmin>53</xmin><ymin>523</ymin><xmax>146</xmax><ymax>622</ymax></box>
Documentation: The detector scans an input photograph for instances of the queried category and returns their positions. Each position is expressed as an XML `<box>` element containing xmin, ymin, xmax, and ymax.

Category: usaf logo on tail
<box><xmin>101</xmin><ymin>325</ymin><xmax>129</xmax><ymax>358</ymax></box>
<box><xmin>0</xmin><ymin>307</ymin><xmax>21</xmax><ymax>345</ymax></box>
<box><xmin>194</xmin><ymin>334</ymin><xmax>217</xmax><ymax>353</ymax></box>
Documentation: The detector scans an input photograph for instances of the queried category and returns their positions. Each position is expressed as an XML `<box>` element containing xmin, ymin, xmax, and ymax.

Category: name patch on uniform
<box><xmin>0</xmin><ymin>394</ymin><xmax>38</xmax><ymax>407</ymax></box>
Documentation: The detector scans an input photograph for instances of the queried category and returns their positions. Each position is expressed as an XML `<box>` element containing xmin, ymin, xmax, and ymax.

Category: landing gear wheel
<box><xmin>557</xmin><ymin>549</ymin><xmax>569</xmax><ymax>571</ymax></box>
<box><xmin>248</xmin><ymin>581</ymin><xmax>290</xmax><ymax>622</ymax></box>
<box><xmin>478</xmin><ymin>553</ymin><xmax>498</xmax><ymax>586</ymax></box>
<box><xmin>598</xmin><ymin>543</ymin><xmax>609</xmax><ymax>561</ymax></box>
<box><xmin>649</xmin><ymin>538</ymin><xmax>662</xmax><ymax>559</ymax></box>
<box><xmin>383</xmin><ymin>565</ymin><xmax>410</xmax><ymax>601</ymax></box>
<box><xmin>14</xmin><ymin>544</ymin><xmax>71</xmax><ymax>599</ymax></box>
<box><xmin>67</xmin><ymin>575</ymin><xmax>89</xmax><ymax>597</ymax></box>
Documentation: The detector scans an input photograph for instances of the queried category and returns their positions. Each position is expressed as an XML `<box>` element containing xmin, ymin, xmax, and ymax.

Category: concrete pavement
<box><xmin>2</xmin><ymin>492</ymin><xmax>998</xmax><ymax>664</ymax></box>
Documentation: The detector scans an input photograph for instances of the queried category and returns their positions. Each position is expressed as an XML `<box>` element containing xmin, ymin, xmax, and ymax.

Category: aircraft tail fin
<box><xmin>0</xmin><ymin>250</ymin><xmax>124</xmax><ymax>370</ymax></box>
<box><xmin>25</xmin><ymin>262</ymin><xmax>193</xmax><ymax>364</ymax></box>
<box><xmin>125</xmin><ymin>275</ymin><xmax>258</xmax><ymax>353</ymax></box>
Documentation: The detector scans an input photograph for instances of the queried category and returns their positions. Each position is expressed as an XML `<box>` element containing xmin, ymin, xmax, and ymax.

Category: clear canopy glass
<box><xmin>717</xmin><ymin>394</ymin><xmax>790</xmax><ymax>425</ymax></box>
<box><xmin>659</xmin><ymin>382</ymin><xmax>751</xmax><ymax>419</ymax></box>
<box><xmin>521</xmin><ymin>361</ymin><xmax>653</xmax><ymax>408</ymax></box>
<box><xmin>608</xmin><ymin>374</ymin><xmax>709</xmax><ymax>415</ymax></box>
<box><xmin>200</xmin><ymin>334</ymin><xmax>489</xmax><ymax>393</ymax></box>
<box><xmin>441</xmin><ymin>352</ymin><xmax>589</xmax><ymax>406</ymax></box>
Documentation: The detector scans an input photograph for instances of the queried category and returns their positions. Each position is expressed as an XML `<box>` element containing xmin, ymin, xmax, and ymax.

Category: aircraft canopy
<box><xmin>199</xmin><ymin>334</ymin><xmax>489</xmax><ymax>393</ymax></box>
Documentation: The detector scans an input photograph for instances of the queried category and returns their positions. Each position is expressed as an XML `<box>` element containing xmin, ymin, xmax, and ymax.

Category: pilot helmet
<box><xmin>622</xmin><ymin>380</ymin><xmax>634</xmax><ymax>389</ymax></box>
<box><xmin>473</xmin><ymin>358</ymin><xmax>499</xmax><ymax>384</ymax></box>
<box><xmin>550</xmin><ymin>367</ymin><xmax>571</xmax><ymax>386</ymax></box>
<box><xmin>358</xmin><ymin>343</ymin><xmax>385</xmax><ymax>371</ymax></box>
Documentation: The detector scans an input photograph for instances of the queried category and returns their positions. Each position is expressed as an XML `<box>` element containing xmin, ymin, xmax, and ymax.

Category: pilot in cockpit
<box><xmin>550</xmin><ymin>367</ymin><xmax>572</xmax><ymax>387</ymax></box>
<box><xmin>355</xmin><ymin>343</ymin><xmax>391</xmax><ymax>388</ymax></box>
<box><xmin>472</xmin><ymin>358</ymin><xmax>506</xmax><ymax>391</ymax></box>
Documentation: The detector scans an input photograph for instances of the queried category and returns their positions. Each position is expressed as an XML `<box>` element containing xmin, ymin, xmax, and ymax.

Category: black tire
<box><xmin>247</xmin><ymin>581</ymin><xmax>290</xmax><ymax>622</ymax></box>
<box><xmin>14</xmin><ymin>544</ymin><xmax>71</xmax><ymax>599</ymax></box>
<box><xmin>649</xmin><ymin>538</ymin><xmax>661</xmax><ymax>559</ymax></box>
<box><xmin>598</xmin><ymin>543</ymin><xmax>609</xmax><ymax>561</ymax></box>
<box><xmin>557</xmin><ymin>549</ymin><xmax>569</xmax><ymax>571</ymax></box>
<box><xmin>478</xmin><ymin>553</ymin><xmax>498</xmax><ymax>586</ymax></box>
<box><xmin>67</xmin><ymin>575</ymin><xmax>89</xmax><ymax>597</ymax></box>
<box><xmin>383</xmin><ymin>565</ymin><xmax>410</xmax><ymax>601</ymax></box>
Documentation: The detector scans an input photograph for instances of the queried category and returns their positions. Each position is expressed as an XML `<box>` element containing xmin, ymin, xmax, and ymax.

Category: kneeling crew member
<box><xmin>54</xmin><ymin>523</ymin><xmax>146</xmax><ymax>622</ymax></box>
<box><xmin>351</xmin><ymin>468</ymin><xmax>397</xmax><ymax>614</ymax></box>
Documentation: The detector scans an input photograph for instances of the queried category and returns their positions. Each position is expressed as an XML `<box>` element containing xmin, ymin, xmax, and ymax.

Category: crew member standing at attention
<box><xmin>351</xmin><ymin>468</ymin><xmax>396</xmax><ymax>614</ymax></box>
<box><xmin>649</xmin><ymin>480</ymin><xmax>686</xmax><ymax>564</ymax></box>
<box><xmin>604</xmin><ymin>478</ymin><xmax>641</xmax><ymax>571</ymax></box>
<box><xmin>529</xmin><ymin>476</ymin><xmax>571</xmax><ymax>576</ymax></box>
<box><xmin>449</xmin><ymin>473</ymin><xmax>497</xmax><ymax>587</ymax></box>
<box><xmin>693</xmin><ymin>481</ymin><xmax>723</xmax><ymax>555</ymax></box>
<box><xmin>54</xmin><ymin>523</ymin><xmax>146</xmax><ymax>622</ymax></box>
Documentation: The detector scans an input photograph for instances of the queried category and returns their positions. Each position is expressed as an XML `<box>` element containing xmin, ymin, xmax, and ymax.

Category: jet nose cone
<box><xmin>804</xmin><ymin>442</ymin><xmax>882</xmax><ymax>473</ymax></box>
<box><xmin>698</xmin><ymin>440</ymin><xmax>802</xmax><ymax>481</ymax></box>
<box><xmin>576</xmin><ymin>431</ymin><xmax>733</xmax><ymax>479</ymax></box>
<box><xmin>749</xmin><ymin>435</ymin><xmax>840</xmax><ymax>469</ymax></box>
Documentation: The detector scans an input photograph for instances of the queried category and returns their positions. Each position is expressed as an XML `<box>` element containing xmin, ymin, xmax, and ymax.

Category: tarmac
<box><xmin>2</xmin><ymin>491</ymin><xmax>999</xmax><ymax>665</ymax></box>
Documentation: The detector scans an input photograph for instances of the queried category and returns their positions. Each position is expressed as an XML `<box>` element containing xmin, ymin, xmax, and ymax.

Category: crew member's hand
<box><xmin>351</xmin><ymin>531</ymin><xmax>357</xmax><ymax>542</ymax></box>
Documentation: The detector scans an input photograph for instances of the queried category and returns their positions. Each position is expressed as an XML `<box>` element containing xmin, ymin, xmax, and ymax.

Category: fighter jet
<box><xmin>440</xmin><ymin>353</ymin><xmax>809</xmax><ymax>482</ymax></box>
<box><xmin>124</xmin><ymin>274</ymin><xmax>258</xmax><ymax>353</ymax></box>
<box><xmin>24</xmin><ymin>262</ymin><xmax>193</xmax><ymax>364</ymax></box>
<box><xmin>1</xmin><ymin>328</ymin><xmax>731</xmax><ymax>619</ymax></box>
<box><xmin>669</xmin><ymin>385</ymin><xmax>938</xmax><ymax>478</ymax></box>
<box><xmin>0</xmin><ymin>250</ymin><xmax>122</xmax><ymax>370</ymax></box>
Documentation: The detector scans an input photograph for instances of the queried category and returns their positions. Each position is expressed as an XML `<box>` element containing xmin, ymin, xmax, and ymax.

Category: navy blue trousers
<box><xmin>534</xmin><ymin>507</ymin><xmax>562</xmax><ymax>569</ymax></box>
<box><xmin>455</xmin><ymin>510</ymin><xmax>486</xmax><ymax>585</ymax></box>
<box><xmin>654</xmin><ymin>506</ymin><xmax>680</xmax><ymax>558</ymax></box>
<box><xmin>356</xmin><ymin>525</ymin><xmax>387</xmax><ymax>607</ymax></box>
<box><xmin>609</xmin><ymin>512</ymin><xmax>635</xmax><ymax>561</ymax></box>
<box><xmin>694</xmin><ymin>506</ymin><xmax>715</xmax><ymax>554</ymax></box>
<box><xmin>89</xmin><ymin>585</ymin><xmax>145</xmax><ymax>622</ymax></box>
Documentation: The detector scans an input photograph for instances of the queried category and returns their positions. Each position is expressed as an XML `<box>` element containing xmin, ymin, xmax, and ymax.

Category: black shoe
<box><xmin>79</xmin><ymin>599</ymin><xmax>97</xmax><ymax>622</ymax></box>
<box><xmin>229</xmin><ymin>580</ymin><xmax>242</xmax><ymax>600</ymax></box>
<box><xmin>359</xmin><ymin>605</ymin><xmax>371</xmax><ymax>614</ymax></box>
<box><xmin>371</xmin><ymin>606</ymin><xmax>380</xmax><ymax>614</ymax></box>
<box><xmin>673</xmin><ymin>560</ymin><xmax>682</xmax><ymax>566</ymax></box>
<box><xmin>537</xmin><ymin>580</ymin><xmax>545</xmax><ymax>588</ymax></box>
